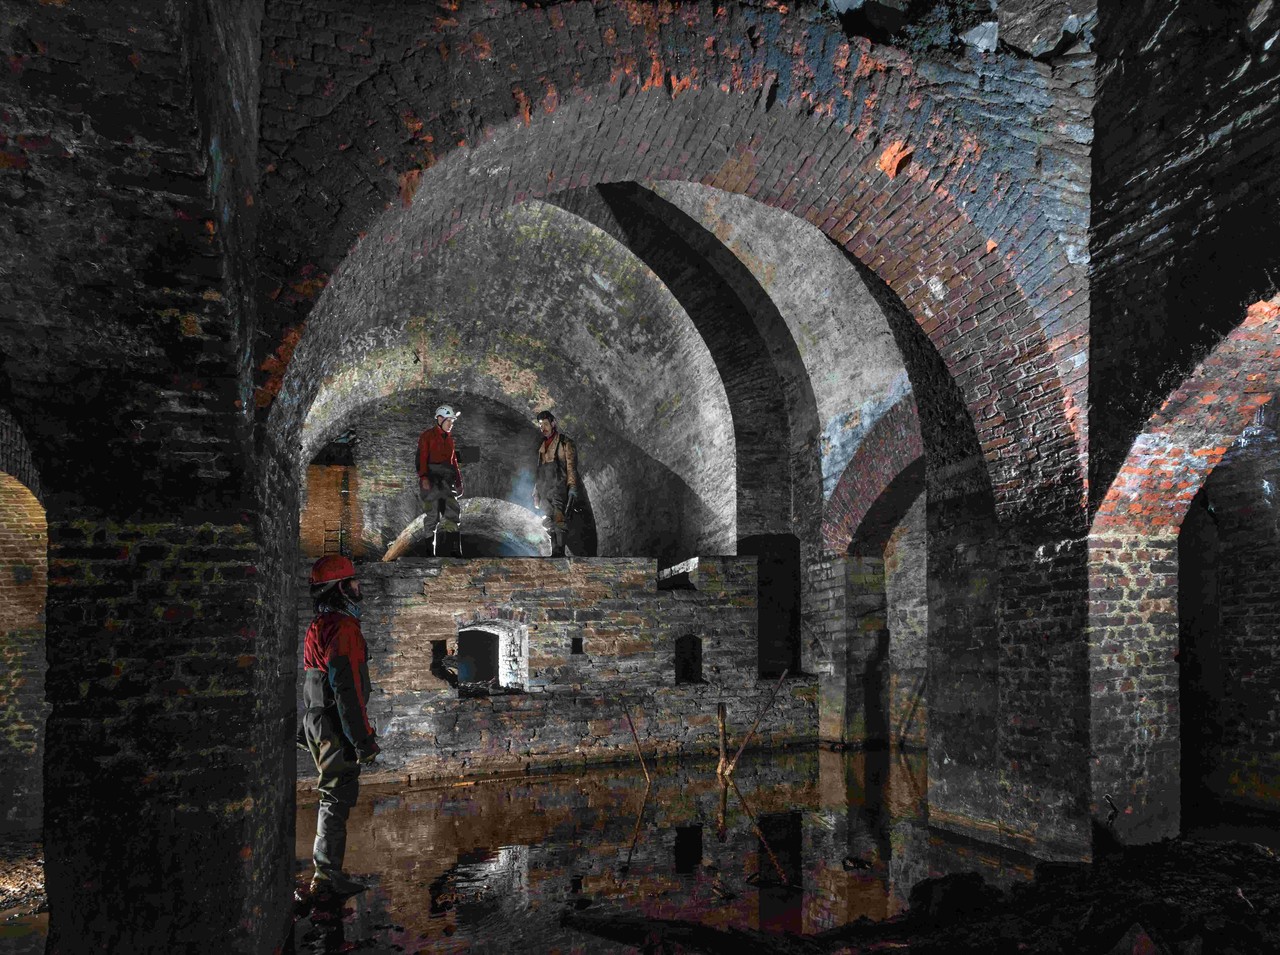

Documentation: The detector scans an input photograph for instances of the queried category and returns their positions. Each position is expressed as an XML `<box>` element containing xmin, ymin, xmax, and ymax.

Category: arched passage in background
<box><xmin>1090</xmin><ymin>297</ymin><xmax>1280</xmax><ymax>843</ymax></box>
<box><xmin>842</xmin><ymin>458</ymin><xmax>927</xmax><ymax>749</ymax></box>
<box><xmin>0</xmin><ymin>408</ymin><xmax>46</xmax><ymax>838</ymax></box>
<box><xmin>378</xmin><ymin>499</ymin><xmax>547</xmax><ymax>561</ymax></box>
<box><xmin>1177</xmin><ymin>400</ymin><xmax>1280</xmax><ymax>825</ymax></box>
<box><xmin>297</xmin><ymin>200</ymin><xmax>738</xmax><ymax>564</ymax></box>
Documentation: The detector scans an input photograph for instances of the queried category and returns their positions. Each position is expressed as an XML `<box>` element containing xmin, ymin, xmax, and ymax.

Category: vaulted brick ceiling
<box><xmin>301</xmin><ymin>180</ymin><xmax>919</xmax><ymax>557</ymax></box>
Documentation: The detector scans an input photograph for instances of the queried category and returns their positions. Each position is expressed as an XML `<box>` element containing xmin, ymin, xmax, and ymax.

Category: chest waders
<box><xmin>302</xmin><ymin>667</ymin><xmax>361</xmax><ymax>887</ymax></box>
<box><xmin>536</xmin><ymin>454</ymin><xmax>569</xmax><ymax>557</ymax></box>
<box><xmin>421</xmin><ymin>463</ymin><xmax>463</xmax><ymax>557</ymax></box>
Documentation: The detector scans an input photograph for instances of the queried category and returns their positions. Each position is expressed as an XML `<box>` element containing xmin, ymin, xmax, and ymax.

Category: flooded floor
<box><xmin>289</xmin><ymin>747</ymin><xmax>1039</xmax><ymax>953</ymax></box>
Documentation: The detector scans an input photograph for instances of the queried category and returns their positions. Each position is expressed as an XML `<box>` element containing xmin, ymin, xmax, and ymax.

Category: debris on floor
<box><xmin>0</xmin><ymin>834</ymin><xmax>45</xmax><ymax>918</ymax></box>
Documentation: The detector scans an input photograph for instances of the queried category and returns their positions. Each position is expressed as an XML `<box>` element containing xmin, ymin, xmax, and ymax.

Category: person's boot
<box><xmin>550</xmin><ymin>532</ymin><xmax>566</xmax><ymax>558</ymax></box>
<box><xmin>446</xmin><ymin>531</ymin><xmax>463</xmax><ymax>559</ymax></box>
<box><xmin>308</xmin><ymin>872</ymin><xmax>367</xmax><ymax>903</ymax></box>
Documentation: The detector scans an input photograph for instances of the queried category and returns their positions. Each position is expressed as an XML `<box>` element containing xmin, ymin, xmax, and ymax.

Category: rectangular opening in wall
<box><xmin>453</xmin><ymin>629</ymin><xmax>500</xmax><ymax>696</ymax></box>
<box><xmin>571</xmin><ymin>636</ymin><xmax>584</xmax><ymax>655</ymax></box>
<box><xmin>675</xmin><ymin>634</ymin><xmax>703</xmax><ymax>685</ymax></box>
<box><xmin>741</xmin><ymin>534</ymin><xmax>801</xmax><ymax>678</ymax></box>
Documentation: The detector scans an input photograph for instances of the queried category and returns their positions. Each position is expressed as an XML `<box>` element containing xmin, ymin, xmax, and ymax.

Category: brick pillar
<box><xmin>42</xmin><ymin>511</ymin><xmax>293</xmax><ymax>953</ymax></box>
<box><xmin>925</xmin><ymin>473</ymin><xmax>1002</xmax><ymax>847</ymax></box>
<box><xmin>806</xmin><ymin>556</ymin><xmax>849</xmax><ymax>744</ymax></box>
<box><xmin>1088</xmin><ymin>532</ymin><xmax>1181</xmax><ymax>843</ymax></box>
<box><xmin>884</xmin><ymin>497</ymin><xmax>927</xmax><ymax>750</ymax></box>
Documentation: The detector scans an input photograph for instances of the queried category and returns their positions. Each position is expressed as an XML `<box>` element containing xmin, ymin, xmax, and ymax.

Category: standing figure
<box><xmin>418</xmin><ymin>404</ymin><xmax>465</xmax><ymax>558</ymax></box>
<box><xmin>300</xmin><ymin>555</ymin><xmax>380</xmax><ymax>902</ymax></box>
<box><xmin>532</xmin><ymin>410</ymin><xmax>579</xmax><ymax>557</ymax></box>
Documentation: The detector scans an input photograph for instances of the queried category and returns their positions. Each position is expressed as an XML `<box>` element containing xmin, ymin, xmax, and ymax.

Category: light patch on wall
<box><xmin>820</xmin><ymin>371</ymin><xmax>912</xmax><ymax>500</ymax></box>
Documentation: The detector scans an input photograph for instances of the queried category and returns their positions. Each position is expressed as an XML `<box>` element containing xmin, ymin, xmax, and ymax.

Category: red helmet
<box><xmin>310</xmin><ymin>555</ymin><xmax>356</xmax><ymax>586</ymax></box>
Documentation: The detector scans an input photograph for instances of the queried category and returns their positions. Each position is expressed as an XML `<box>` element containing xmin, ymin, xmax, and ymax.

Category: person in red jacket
<box><xmin>417</xmin><ymin>404</ymin><xmax>465</xmax><ymax>558</ymax></box>
<box><xmin>299</xmin><ymin>554</ymin><xmax>380</xmax><ymax>903</ymax></box>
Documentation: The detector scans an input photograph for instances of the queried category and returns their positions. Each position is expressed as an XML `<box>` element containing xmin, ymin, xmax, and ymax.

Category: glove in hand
<box><xmin>355</xmin><ymin>736</ymin><xmax>381</xmax><ymax>766</ymax></box>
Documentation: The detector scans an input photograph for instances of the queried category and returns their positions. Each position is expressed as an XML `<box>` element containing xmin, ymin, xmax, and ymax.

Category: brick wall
<box><xmin>0</xmin><ymin>474</ymin><xmax>47</xmax><ymax>835</ymax></box>
<box><xmin>294</xmin><ymin>557</ymin><xmax>817</xmax><ymax>784</ymax></box>
<box><xmin>299</xmin><ymin>464</ymin><xmax>365</xmax><ymax>559</ymax></box>
<box><xmin>0</xmin><ymin>0</ymin><xmax>290</xmax><ymax>945</ymax></box>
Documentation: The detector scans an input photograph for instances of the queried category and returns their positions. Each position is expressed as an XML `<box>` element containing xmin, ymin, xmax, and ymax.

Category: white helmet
<box><xmin>435</xmin><ymin>405</ymin><xmax>459</xmax><ymax>420</ymax></box>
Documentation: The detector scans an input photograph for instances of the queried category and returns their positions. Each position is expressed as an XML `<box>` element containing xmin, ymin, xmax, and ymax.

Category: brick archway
<box><xmin>823</xmin><ymin>395</ymin><xmax>923</xmax><ymax>555</ymax></box>
<box><xmin>270</xmin><ymin>84</ymin><xmax>1082</xmax><ymax>526</ymax></box>
<box><xmin>0</xmin><ymin>408</ymin><xmax>46</xmax><ymax>836</ymax></box>
<box><xmin>1088</xmin><ymin>297</ymin><xmax>1280</xmax><ymax>844</ymax></box>
<box><xmin>0</xmin><ymin>408</ymin><xmax>41</xmax><ymax>504</ymax></box>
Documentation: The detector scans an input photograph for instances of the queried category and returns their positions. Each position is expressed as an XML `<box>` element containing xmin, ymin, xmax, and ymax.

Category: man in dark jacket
<box><xmin>299</xmin><ymin>554</ymin><xmax>380</xmax><ymax>902</ymax></box>
<box><xmin>418</xmin><ymin>404</ymin><xmax>464</xmax><ymax>558</ymax></box>
<box><xmin>533</xmin><ymin>410</ymin><xmax>579</xmax><ymax>557</ymax></box>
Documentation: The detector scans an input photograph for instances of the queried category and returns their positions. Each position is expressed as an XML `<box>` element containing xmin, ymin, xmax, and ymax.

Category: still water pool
<box><xmin>291</xmin><ymin>748</ymin><xmax>1038</xmax><ymax>953</ymax></box>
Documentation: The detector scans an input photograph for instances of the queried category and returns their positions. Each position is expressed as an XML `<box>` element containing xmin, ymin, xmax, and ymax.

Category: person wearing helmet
<box><xmin>298</xmin><ymin>554</ymin><xmax>381</xmax><ymax>903</ymax></box>
<box><xmin>532</xmin><ymin>410</ymin><xmax>579</xmax><ymax>557</ymax></box>
<box><xmin>417</xmin><ymin>404</ymin><xmax>465</xmax><ymax>558</ymax></box>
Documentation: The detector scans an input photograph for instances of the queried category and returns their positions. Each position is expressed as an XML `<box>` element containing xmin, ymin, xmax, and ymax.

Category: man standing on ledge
<box><xmin>419</xmin><ymin>404</ymin><xmax>465</xmax><ymax>558</ymax></box>
<box><xmin>533</xmin><ymin>410</ymin><xmax>579</xmax><ymax>557</ymax></box>
<box><xmin>300</xmin><ymin>555</ymin><xmax>380</xmax><ymax>903</ymax></box>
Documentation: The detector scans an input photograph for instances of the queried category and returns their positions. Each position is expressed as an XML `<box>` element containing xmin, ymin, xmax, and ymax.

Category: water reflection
<box><xmin>292</xmin><ymin>748</ymin><xmax>1036</xmax><ymax>953</ymax></box>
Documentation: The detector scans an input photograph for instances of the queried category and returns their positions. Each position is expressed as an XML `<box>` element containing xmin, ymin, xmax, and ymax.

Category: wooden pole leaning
<box><xmin>721</xmin><ymin>669</ymin><xmax>788</xmax><ymax>779</ymax></box>
<box><xmin>624</xmin><ymin>704</ymin><xmax>651</xmax><ymax>783</ymax></box>
<box><xmin>716</xmin><ymin>701</ymin><xmax>728</xmax><ymax>777</ymax></box>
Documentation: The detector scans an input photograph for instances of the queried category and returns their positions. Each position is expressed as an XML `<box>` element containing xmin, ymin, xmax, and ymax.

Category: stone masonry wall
<box><xmin>295</xmin><ymin>556</ymin><xmax>818</xmax><ymax>784</ymax></box>
<box><xmin>884</xmin><ymin>494</ymin><xmax>926</xmax><ymax>750</ymax></box>
<box><xmin>0</xmin><ymin>473</ymin><xmax>47</xmax><ymax>834</ymax></box>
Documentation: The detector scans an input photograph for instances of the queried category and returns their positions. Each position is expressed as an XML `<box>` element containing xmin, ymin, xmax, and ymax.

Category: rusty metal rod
<box><xmin>723</xmin><ymin>669</ymin><xmax>788</xmax><ymax>778</ymax></box>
